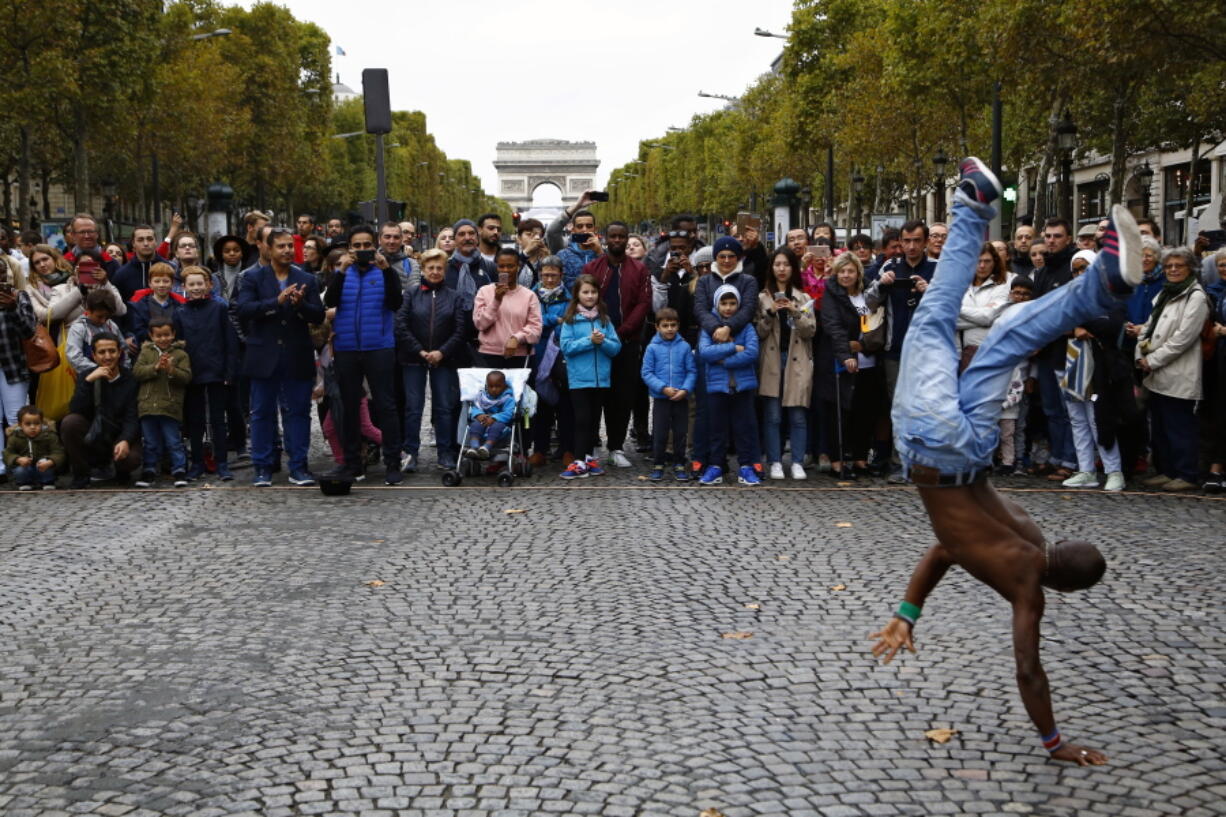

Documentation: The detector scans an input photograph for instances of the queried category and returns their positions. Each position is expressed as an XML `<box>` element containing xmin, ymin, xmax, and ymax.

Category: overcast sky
<box><xmin>247</xmin><ymin>0</ymin><xmax>794</xmax><ymax>204</ymax></box>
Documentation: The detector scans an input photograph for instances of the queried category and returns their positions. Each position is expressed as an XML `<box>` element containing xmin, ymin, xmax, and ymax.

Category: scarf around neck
<box><xmin>577</xmin><ymin>304</ymin><xmax>600</xmax><ymax>320</ymax></box>
<box><xmin>1144</xmin><ymin>276</ymin><xmax>1197</xmax><ymax>340</ymax></box>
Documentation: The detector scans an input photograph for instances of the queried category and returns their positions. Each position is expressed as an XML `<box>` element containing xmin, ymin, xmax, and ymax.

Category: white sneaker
<box><xmin>768</xmin><ymin>462</ymin><xmax>785</xmax><ymax>480</ymax></box>
<box><xmin>790</xmin><ymin>463</ymin><xmax>807</xmax><ymax>480</ymax></box>
<box><xmin>1062</xmin><ymin>471</ymin><xmax>1100</xmax><ymax>488</ymax></box>
<box><xmin>610</xmin><ymin>449</ymin><xmax>632</xmax><ymax>468</ymax></box>
<box><xmin>1104</xmin><ymin>471</ymin><xmax>1125</xmax><ymax>492</ymax></box>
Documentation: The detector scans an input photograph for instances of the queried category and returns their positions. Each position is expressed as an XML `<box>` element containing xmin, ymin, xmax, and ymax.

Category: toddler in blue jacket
<box><xmin>698</xmin><ymin>285</ymin><xmax>761</xmax><ymax>485</ymax></box>
<box><xmin>640</xmin><ymin>307</ymin><xmax>696</xmax><ymax>481</ymax></box>
<box><xmin>463</xmin><ymin>370</ymin><xmax>515</xmax><ymax>460</ymax></box>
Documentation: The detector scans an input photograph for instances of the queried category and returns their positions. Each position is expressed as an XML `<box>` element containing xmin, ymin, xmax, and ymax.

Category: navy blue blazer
<box><xmin>236</xmin><ymin>264</ymin><xmax>325</xmax><ymax>380</ymax></box>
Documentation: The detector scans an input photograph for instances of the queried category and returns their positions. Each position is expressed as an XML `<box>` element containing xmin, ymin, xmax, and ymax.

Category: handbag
<box><xmin>22</xmin><ymin>310</ymin><xmax>61</xmax><ymax>373</ymax></box>
<box><xmin>859</xmin><ymin>306</ymin><xmax>887</xmax><ymax>355</ymax></box>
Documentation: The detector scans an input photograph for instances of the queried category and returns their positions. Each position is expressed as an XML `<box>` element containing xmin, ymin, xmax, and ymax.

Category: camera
<box><xmin>589</xmin><ymin>191</ymin><xmax>610</xmax><ymax>202</ymax></box>
<box><xmin>572</xmin><ymin>233</ymin><xmax>591</xmax><ymax>243</ymax></box>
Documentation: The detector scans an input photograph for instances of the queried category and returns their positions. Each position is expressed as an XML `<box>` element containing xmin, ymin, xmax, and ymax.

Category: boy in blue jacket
<box><xmin>640</xmin><ymin>307</ymin><xmax>696</xmax><ymax>481</ymax></box>
<box><xmin>698</xmin><ymin>285</ymin><xmax>761</xmax><ymax>485</ymax></box>
<box><xmin>463</xmin><ymin>370</ymin><xmax>516</xmax><ymax>460</ymax></box>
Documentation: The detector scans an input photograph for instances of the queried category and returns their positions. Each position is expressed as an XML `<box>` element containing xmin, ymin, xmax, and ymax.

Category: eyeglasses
<box><xmin>668</xmin><ymin>230</ymin><xmax>692</xmax><ymax>238</ymax></box>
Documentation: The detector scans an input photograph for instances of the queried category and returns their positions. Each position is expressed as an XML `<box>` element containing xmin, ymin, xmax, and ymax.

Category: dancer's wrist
<box><xmin>895</xmin><ymin>601</ymin><xmax>922</xmax><ymax>627</ymax></box>
<box><xmin>1041</xmin><ymin>728</ymin><xmax>1064</xmax><ymax>753</ymax></box>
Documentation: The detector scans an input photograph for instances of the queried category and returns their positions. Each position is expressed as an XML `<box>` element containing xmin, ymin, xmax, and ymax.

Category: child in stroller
<box><xmin>463</xmin><ymin>370</ymin><xmax>515</xmax><ymax>460</ymax></box>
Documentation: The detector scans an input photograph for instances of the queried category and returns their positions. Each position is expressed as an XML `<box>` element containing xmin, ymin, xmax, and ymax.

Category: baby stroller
<box><xmin>442</xmin><ymin>364</ymin><xmax>537</xmax><ymax>488</ymax></box>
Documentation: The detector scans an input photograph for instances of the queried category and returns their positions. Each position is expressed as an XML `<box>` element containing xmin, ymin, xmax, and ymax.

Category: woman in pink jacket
<box><xmin>472</xmin><ymin>247</ymin><xmax>543</xmax><ymax>368</ymax></box>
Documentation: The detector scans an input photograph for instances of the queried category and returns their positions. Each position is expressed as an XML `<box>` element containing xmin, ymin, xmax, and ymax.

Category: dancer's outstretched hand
<box><xmin>1050</xmin><ymin>743</ymin><xmax>1108</xmax><ymax>766</ymax></box>
<box><xmin>869</xmin><ymin>618</ymin><xmax>915</xmax><ymax>664</ymax></box>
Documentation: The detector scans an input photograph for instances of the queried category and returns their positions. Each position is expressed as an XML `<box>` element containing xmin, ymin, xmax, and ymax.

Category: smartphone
<box><xmin>774</xmin><ymin>292</ymin><xmax>788</xmax><ymax>301</ymax></box>
<box><xmin>498</xmin><ymin>272</ymin><xmax>509</xmax><ymax>286</ymax></box>
<box><xmin>76</xmin><ymin>263</ymin><xmax>100</xmax><ymax>286</ymax></box>
<box><xmin>572</xmin><ymin>233</ymin><xmax>591</xmax><ymax>243</ymax></box>
<box><xmin>669</xmin><ymin>250</ymin><xmax>681</xmax><ymax>259</ymax></box>
<box><xmin>590</xmin><ymin>191</ymin><xmax>610</xmax><ymax>202</ymax></box>
<box><xmin>807</xmin><ymin>244</ymin><xmax>832</xmax><ymax>259</ymax></box>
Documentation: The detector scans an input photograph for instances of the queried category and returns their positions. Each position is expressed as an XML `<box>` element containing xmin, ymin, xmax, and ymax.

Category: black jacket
<box><xmin>817</xmin><ymin>279</ymin><xmax>862</xmax><ymax>408</ymax></box>
<box><xmin>113</xmin><ymin>256</ymin><xmax>163</xmax><ymax>305</ymax></box>
<box><xmin>1034</xmin><ymin>245</ymin><xmax>1075</xmax><ymax>367</ymax></box>
<box><xmin>174</xmin><ymin>297</ymin><xmax>240</xmax><ymax>384</ymax></box>
<box><xmin>693</xmin><ymin>270</ymin><xmax>759</xmax><ymax>338</ymax></box>
<box><xmin>68</xmin><ymin>371</ymin><xmax>139</xmax><ymax>445</ymax></box>
<box><xmin>395</xmin><ymin>282</ymin><xmax>467</xmax><ymax>367</ymax></box>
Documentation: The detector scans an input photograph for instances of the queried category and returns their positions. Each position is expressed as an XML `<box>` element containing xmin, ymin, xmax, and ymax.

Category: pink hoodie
<box><xmin>472</xmin><ymin>284</ymin><xmax>542</xmax><ymax>357</ymax></box>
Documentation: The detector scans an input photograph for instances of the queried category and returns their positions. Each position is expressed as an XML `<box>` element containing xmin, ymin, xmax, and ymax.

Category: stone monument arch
<box><xmin>494</xmin><ymin>139</ymin><xmax>600</xmax><ymax>213</ymax></box>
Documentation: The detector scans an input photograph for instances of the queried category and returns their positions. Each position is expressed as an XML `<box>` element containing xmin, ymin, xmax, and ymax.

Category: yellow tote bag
<box><xmin>35</xmin><ymin>325</ymin><xmax>76</xmax><ymax>421</ymax></box>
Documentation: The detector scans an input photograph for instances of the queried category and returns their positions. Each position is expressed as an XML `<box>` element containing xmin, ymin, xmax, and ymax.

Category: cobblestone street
<box><xmin>1</xmin><ymin>480</ymin><xmax>1223</xmax><ymax>817</ymax></box>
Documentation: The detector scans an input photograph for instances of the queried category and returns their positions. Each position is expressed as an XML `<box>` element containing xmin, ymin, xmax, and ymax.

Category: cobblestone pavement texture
<box><xmin>1</xmin><ymin>444</ymin><xmax>1224</xmax><ymax>817</ymax></box>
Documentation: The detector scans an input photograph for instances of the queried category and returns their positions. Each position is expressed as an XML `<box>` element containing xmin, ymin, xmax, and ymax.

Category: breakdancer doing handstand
<box><xmin>869</xmin><ymin>157</ymin><xmax>1142</xmax><ymax>766</ymax></box>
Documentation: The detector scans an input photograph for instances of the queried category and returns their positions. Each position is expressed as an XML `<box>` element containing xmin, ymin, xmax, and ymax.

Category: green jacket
<box><xmin>133</xmin><ymin>340</ymin><xmax>192</xmax><ymax>422</ymax></box>
<box><xmin>3</xmin><ymin>424</ymin><xmax>67</xmax><ymax>471</ymax></box>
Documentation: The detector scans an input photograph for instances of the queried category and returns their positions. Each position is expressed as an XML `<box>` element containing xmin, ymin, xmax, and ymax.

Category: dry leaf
<box><xmin>637</xmin><ymin>475</ymin><xmax>650</xmax><ymax>481</ymax></box>
<box><xmin>700</xmin><ymin>809</ymin><xmax>728</xmax><ymax>817</ymax></box>
<box><xmin>504</xmin><ymin>508</ymin><xmax>527</xmax><ymax>515</ymax></box>
<box><xmin>837</xmin><ymin>481</ymin><xmax>853</xmax><ymax>487</ymax></box>
<box><xmin>830</xmin><ymin>584</ymin><xmax>847</xmax><ymax>591</ymax></box>
<box><xmin>743</xmin><ymin>603</ymin><xmax>761</xmax><ymax>611</ymax></box>
<box><xmin>776</xmin><ymin>555</ymin><xmax>791</xmax><ymax>561</ymax></box>
<box><xmin>721</xmin><ymin>631</ymin><xmax>754</xmax><ymax>640</ymax></box>
<box><xmin>835</xmin><ymin>522</ymin><xmax>853</xmax><ymax>527</ymax></box>
<box><xmin>924</xmin><ymin>728</ymin><xmax>958</xmax><ymax>744</ymax></box>
<box><xmin>365</xmin><ymin>580</ymin><xmax>385</xmax><ymax>587</ymax></box>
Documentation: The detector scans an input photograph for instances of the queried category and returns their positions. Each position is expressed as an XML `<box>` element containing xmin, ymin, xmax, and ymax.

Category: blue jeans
<box><xmin>1036</xmin><ymin>360</ymin><xmax>1077</xmax><ymax>468</ymax></box>
<box><xmin>763</xmin><ymin>396</ymin><xmax>807</xmax><ymax>464</ymax></box>
<box><xmin>467</xmin><ymin>419</ymin><xmax>509</xmax><ymax>444</ymax></box>
<box><xmin>402</xmin><ymin>365</ymin><xmax>460</xmax><ymax>463</ymax></box>
<box><xmin>12</xmin><ymin>464</ymin><xmax>57</xmax><ymax>487</ymax></box>
<box><xmin>140</xmin><ymin>415</ymin><xmax>187</xmax><ymax>474</ymax></box>
<box><xmin>250</xmin><ymin>376</ymin><xmax>313</xmax><ymax>471</ymax></box>
<box><xmin>893</xmin><ymin>194</ymin><xmax>1120</xmax><ymax>475</ymax></box>
<box><xmin>708</xmin><ymin>389</ymin><xmax>760</xmax><ymax>467</ymax></box>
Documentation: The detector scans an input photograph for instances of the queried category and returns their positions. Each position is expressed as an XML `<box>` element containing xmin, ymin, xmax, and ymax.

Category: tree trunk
<box><xmin>1109</xmin><ymin>91</ymin><xmax>1128</xmax><ymax>207</ymax></box>
<box><xmin>73</xmin><ymin>105</ymin><xmax>90</xmax><ymax>214</ymax></box>
<box><xmin>40</xmin><ymin>165</ymin><xmax>51</xmax><ymax>221</ymax></box>
<box><xmin>1032</xmin><ymin>98</ymin><xmax>1064</xmax><ymax>230</ymax></box>
<box><xmin>2</xmin><ymin>169</ymin><xmax>12</xmax><ymax>223</ymax></box>
<box><xmin>18</xmin><ymin>126</ymin><xmax>31</xmax><ymax>229</ymax></box>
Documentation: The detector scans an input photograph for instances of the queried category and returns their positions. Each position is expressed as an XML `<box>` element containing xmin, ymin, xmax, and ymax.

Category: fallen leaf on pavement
<box><xmin>743</xmin><ymin>603</ymin><xmax>761</xmax><ymax>610</ymax></box>
<box><xmin>776</xmin><ymin>555</ymin><xmax>791</xmax><ymax>561</ymax></box>
<box><xmin>830</xmin><ymin>584</ymin><xmax>847</xmax><ymax>591</ymax></box>
<box><xmin>837</xmin><ymin>482</ymin><xmax>853</xmax><ymax>487</ymax></box>
<box><xmin>504</xmin><ymin>508</ymin><xmax>527</xmax><ymax>514</ymax></box>
<box><xmin>637</xmin><ymin>475</ymin><xmax>650</xmax><ymax>481</ymax></box>
<box><xmin>835</xmin><ymin>522</ymin><xmax>853</xmax><ymax>527</ymax></box>
<box><xmin>721</xmin><ymin>632</ymin><xmax>753</xmax><ymax>640</ymax></box>
<box><xmin>924</xmin><ymin>728</ymin><xmax>958</xmax><ymax>744</ymax></box>
<box><xmin>365</xmin><ymin>580</ymin><xmax>385</xmax><ymax>587</ymax></box>
<box><xmin>700</xmin><ymin>809</ymin><xmax>728</xmax><ymax>817</ymax></box>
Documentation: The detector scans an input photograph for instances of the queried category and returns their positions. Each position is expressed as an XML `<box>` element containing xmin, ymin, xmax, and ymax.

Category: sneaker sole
<box><xmin>959</xmin><ymin>157</ymin><xmax>1002</xmax><ymax>204</ymax></box>
<box><xmin>288</xmin><ymin>478</ymin><xmax>316</xmax><ymax>486</ymax></box>
<box><xmin>1110</xmin><ymin>204</ymin><xmax>1142</xmax><ymax>288</ymax></box>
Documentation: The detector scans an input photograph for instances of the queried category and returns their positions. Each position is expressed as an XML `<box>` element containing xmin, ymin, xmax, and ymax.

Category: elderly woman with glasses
<box><xmin>1124</xmin><ymin>246</ymin><xmax>1209</xmax><ymax>491</ymax></box>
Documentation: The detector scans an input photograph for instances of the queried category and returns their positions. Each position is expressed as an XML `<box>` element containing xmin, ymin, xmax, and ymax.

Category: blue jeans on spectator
<box><xmin>141</xmin><ymin>415</ymin><xmax>187</xmax><ymax>474</ymax></box>
<box><xmin>893</xmin><ymin>193</ymin><xmax>1121</xmax><ymax>476</ymax></box>
<box><xmin>1036</xmin><ymin>360</ymin><xmax>1077</xmax><ymax>469</ymax></box>
<box><xmin>466</xmin><ymin>419</ymin><xmax>509</xmax><ymax>445</ymax></box>
<box><xmin>250</xmin><ymin>377</ymin><xmax>313</xmax><ymax>472</ymax></box>
<box><xmin>402</xmin><ymin>364</ymin><xmax>460</xmax><ymax>465</ymax></box>
<box><xmin>1149</xmin><ymin>393</ymin><xmax>1198</xmax><ymax>482</ymax></box>
<box><xmin>12</xmin><ymin>464</ymin><xmax>57</xmax><ymax>487</ymax></box>
<box><xmin>763</xmin><ymin>396</ymin><xmax>807</xmax><ymax>465</ymax></box>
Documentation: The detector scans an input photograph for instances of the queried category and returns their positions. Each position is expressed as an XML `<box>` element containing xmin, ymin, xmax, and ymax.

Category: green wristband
<box><xmin>896</xmin><ymin>601</ymin><xmax>922</xmax><ymax>625</ymax></box>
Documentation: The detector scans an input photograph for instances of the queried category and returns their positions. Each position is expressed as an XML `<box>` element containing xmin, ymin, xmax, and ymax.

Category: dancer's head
<box><xmin>1042</xmin><ymin>539</ymin><xmax>1106</xmax><ymax>592</ymax></box>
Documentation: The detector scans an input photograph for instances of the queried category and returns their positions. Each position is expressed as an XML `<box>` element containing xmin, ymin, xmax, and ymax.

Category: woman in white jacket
<box><xmin>955</xmin><ymin>242</ymin><xmax>1012</xmax><ymax>363</ymax></box>
<box><xmin>1126</xmin><ymin>246</ymin><xmax>1209</xmax><ymax>492</ymax></box>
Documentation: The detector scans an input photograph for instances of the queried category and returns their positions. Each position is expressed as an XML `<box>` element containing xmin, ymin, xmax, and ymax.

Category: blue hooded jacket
<box><xmin>699</xmin><ymin>284</ymin><xmax>759</xmax><ymax>393</ymax></box>
<box><xmin>640</xmin><ymin>332</ymin><xmax>696</xmax><ymax>399</ymax></box>
<box><xmin>558</xmin><ymin>240</ymin><xmax>599</xmax><ymax>293</ymax></box>
<box><xmin>558</xmin><ymin>312</ymin><xmax>622</xmax><ymax>389</ymax></box>
<box><xmin>174</xmin><ymin>296</ymin><xmax>240</xmax><ymax>384</ymax></box>
<box><xmin>328</xmin><ymin>264</ymin><xmax>401</xmax><ymax>352</ymax></box>
<box><xmin>469</xmin><ymin>389</ymin><xmax>516</xmax><ymax>425</ymax></box>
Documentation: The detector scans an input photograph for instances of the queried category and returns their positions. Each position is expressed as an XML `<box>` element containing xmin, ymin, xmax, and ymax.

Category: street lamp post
<box><xmin>852</xmin><ymin>171</ymin><xmax>865</xmax><ymax>233</ymax></box>
<box><xmin>1056</xmin><ymin>113</ymin><xmax>1078</xmax><ymax>222</ymax></box>
<box><xmin>753</xmin><ymin>27</ymin><xmax>788</xmax><ymax>39</ymax></box>
<box><xmin>798</xmin><ymin>186</ymin><xmax>811</xmax><ymax>231</ymax></box>
<box><xmin>932</xmin><ymin>148</ymin><xmax>949</xmax><ymax>221</ymax></box>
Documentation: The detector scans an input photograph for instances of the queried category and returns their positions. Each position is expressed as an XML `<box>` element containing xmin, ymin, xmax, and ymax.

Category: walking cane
<box><xmin>834</xmin><ymin>358</ymin><xmax>845</xmax><ymax>471</ymax></box>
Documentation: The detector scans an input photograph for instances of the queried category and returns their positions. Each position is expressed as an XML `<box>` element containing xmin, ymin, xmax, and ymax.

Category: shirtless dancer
<box><xmin>870</xmin><ymin>158</ymin><xmax>1142</xmax><ymax>766</ymax></box>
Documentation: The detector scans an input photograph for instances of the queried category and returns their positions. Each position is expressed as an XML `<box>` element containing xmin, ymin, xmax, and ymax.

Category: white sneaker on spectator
<box><xmin>769</xmin><ymin>462</ymin><xmax>785</xmax><ymax>480</ymax></box>
<box><xmin>790</xmin><ymin>463</ymin><xmax>807</xmax><ymax>480</ymax></box>
<box><xmin>610</xmin><ymin>449</ymin><xmax>632</xmax><ymax>468</ymax></box>
<box><xmin>1062</xmin><ymin>471</ymin><xmax>1100</xmax><ymax>488</ymax></box>
<box><xmin>1104</xmin><ymin>471</ymin><xmax>1125</xmax><ymax>492</ymax></box>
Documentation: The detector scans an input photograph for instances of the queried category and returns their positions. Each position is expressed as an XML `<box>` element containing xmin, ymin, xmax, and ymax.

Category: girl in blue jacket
<box><xmin>698</xmin><ymin>284</ymin><xmax>761</xmax><ymax>485</ymax></box>
<box><xmin>557</xmin><ymin>274</ymin><xmax>621</xmax><ymax>478</ymax></box>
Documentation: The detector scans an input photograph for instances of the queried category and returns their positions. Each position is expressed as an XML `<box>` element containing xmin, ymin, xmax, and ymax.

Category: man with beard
<box><xmin>582</xmin><ymin>221</ymin><xmax>651</xmax><ymax>469</ymax></box>
<box><xmin>647</xmin><ymin>214</ymin><xmax>705</xmax><ymax>276</ymax></box>
<box><xmin>113</xmin><ymin>225</ymin><xmax>163</xmax><ymax>304</ymax></box>
<box><xmin>445</xmin><ymin>219</ymin><xmax>494</xmax><ymax>311</ymax></box>
<box><xmin>476</xmin><ymin>213</ymin><xmax>503</xmax><ymax>268</ymax></box>
<box><xmin>378</xmin><ymin>221</ymin><xmax>418</xmax><ymax>292</ymax></box>
<box><xmin>1030</xmin><ymin>218</ymin><xmax>1078</xmax><ymax>479</ymax></box>
<box><xmin>325</xmin><ymin>218</ymin><xmax>346</xmax><ymax>247</ymax></box>
<box><xmin>1011</xmin><ymin>223</ymin><xmax>1035</xmax><ymax>277</ymax></box>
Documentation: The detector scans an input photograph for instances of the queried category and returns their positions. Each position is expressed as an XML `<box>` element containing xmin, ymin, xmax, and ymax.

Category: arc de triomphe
<box><xmin>493</xmin><ymin>139</ymin><xmax>599</xmax><ymax>212</ymax></box>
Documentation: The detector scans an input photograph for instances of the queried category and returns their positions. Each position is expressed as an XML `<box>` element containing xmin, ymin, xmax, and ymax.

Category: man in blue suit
<box><xmin>237</xmin><ymin>228</ymin><xmax>325</xmax><ymax>487</ymax></box>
